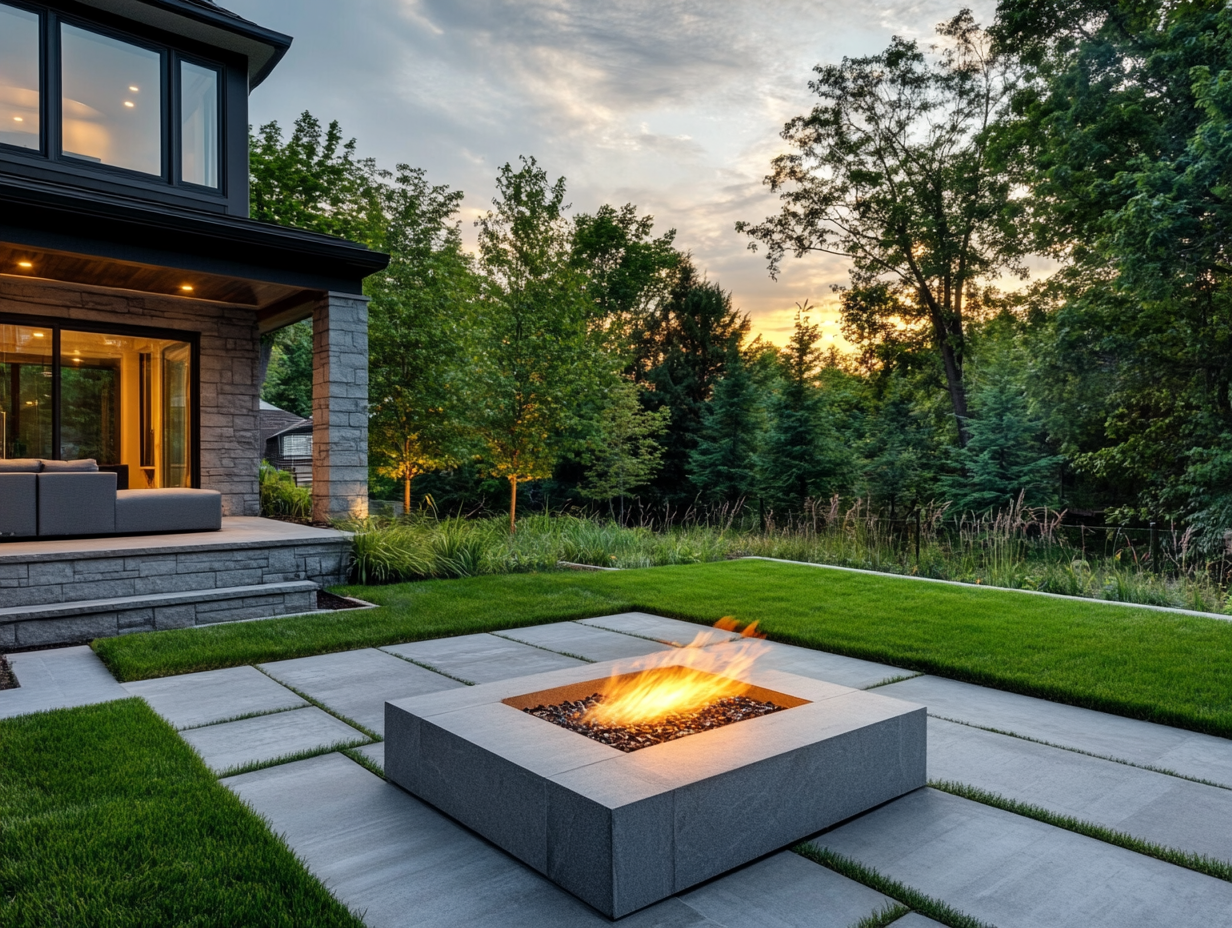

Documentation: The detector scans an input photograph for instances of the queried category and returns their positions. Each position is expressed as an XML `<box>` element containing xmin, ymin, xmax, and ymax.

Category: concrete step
<box><xmin>0</xmin><ymin>581</ymin><xmax>319</xmax><ymax>648</ymax></box>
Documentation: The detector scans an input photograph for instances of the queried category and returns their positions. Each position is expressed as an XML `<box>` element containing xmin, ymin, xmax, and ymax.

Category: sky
<box><xmin>226</xmin><ymin>0</ymin><xmax>998</xmax><ymax>347</ymax></box>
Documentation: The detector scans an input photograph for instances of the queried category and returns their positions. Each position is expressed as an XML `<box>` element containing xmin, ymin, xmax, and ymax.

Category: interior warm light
<box><xmin>582</xmin><ymin>618</ymin><xmax>768</xmax><ymax>728</ymax></box>
<box><xmin>17</xmin><ymin>261</ymin><xmax>33</xmax><ymax>269</ymax></box>
<box><xmin>129</xmin><ymin>85</ymin><xmax>139</xmax><ymax>92</ymax></box>
<box><xmin>180</xmin><ymin>284</ymin><xmax>194</xmax><ymax>292</ymax></box>
<box><xmin>13</xmin><ymin>117</ymin><xmax>22</xmax><ymax>122</ymax></box>
<box><xmin>124</xmin><ymin>101</ymin><xmax>135</xmax><ymax>108</ymax></box>
<box><xmin>31</xmin><ymin>332</ymin><xmax>44</xmax><ymax>338</ymax></box>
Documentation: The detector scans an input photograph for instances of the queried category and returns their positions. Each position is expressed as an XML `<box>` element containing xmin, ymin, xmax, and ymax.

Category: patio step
<box><xmin>0</xmin><ymin>581</ymin><xmax>319</xmax><ymax>650</ymax></box>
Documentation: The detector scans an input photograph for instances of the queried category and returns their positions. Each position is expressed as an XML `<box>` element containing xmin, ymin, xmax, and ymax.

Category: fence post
<box><xmin>1150</xmin><ymin>521</ymin><xmax>1160</xmax><ymax>572</ymax></box>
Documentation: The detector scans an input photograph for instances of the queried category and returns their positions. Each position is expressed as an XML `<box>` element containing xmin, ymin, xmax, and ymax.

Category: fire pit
<box><xmin>385</xmin><ymin>623</ymin><xmax>925</xmax><ymax>918</ymax></box>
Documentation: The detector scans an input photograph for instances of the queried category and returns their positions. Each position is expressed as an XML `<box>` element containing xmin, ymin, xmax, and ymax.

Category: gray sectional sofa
<box><xmin>0</xmin><ymin>459</ymin><xmax>222</xmax><ymax>539</ymax></box>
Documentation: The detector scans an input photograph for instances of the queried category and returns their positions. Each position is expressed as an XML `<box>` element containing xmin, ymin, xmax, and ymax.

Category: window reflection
<box><xmin>181</xmin><ymin>61</ymin><xmax>218</xmax><ymax>187</ymax></box>
<box><xmin>0</xmin><ymin>325</ymin><xmax>53</xmax><ymax>460</ymax></box>
<box><xmin>60</xmin><ymin>330</ymin><xmax>192</xmax><ymax>487</ymax></box>
<box><xmin>0</xmin><ymin>3</ymin><xmax>40</xmax><ymax>151</ymax></box>
<box><xmin>61</xmin><ymin>24</ymin><xmax>161</xmax><ymax>175</ymax></box>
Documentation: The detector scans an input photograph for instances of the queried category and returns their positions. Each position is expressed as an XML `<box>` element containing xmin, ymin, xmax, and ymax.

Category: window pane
<box><xmin>0</xmin><ymin>4</ymin><xmax>40</xmax><ymax>150</ymax></box>
<box><xmin>180</xmin><ymin>61</ymin><xmax>218</xmax><ymax>187</ymax></box>
<box><xmin>61</xmin><ymin>24</ymin><xmax>161</xmax><ymax>175</ymax></box>
<box><xmin>0</xmin><ymin>324</ymin><xmax>52</xmax><ymax>460</ymax></box>
<box><xmin>60</xmin><ymin>330</ymin><xmax>192</xmax><ymax>487</ymax></box>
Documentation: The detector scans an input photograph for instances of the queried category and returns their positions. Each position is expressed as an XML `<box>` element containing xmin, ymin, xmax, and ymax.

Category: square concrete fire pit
<box><xmin>385</xmin><ymin>643</ymin><xmax>925</xmax><ymax>918</ymax></box>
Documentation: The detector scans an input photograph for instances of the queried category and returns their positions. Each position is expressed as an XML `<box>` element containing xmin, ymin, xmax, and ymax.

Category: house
<box><xmin>261</xmin><ymin>401</ymin><xmax>312</xmax><ymax>485</ymax></box>
<box><xmin>0</xmin><ymin>0</ymin><xmax>389</xmax><ymax>645</ymax></box>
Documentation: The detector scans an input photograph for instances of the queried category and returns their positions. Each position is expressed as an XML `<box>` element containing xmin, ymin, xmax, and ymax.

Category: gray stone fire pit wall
<box><xmin>385</xmin><ymin>646</ymin><xmax>926</xmax><ymax>919</ymax></box>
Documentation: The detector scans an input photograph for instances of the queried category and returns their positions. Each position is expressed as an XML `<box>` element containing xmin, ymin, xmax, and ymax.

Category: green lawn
<box><xmin>0</xmin><ymin>698</ymin><xmax>362</xmax><ymax>928</ymax></box>
<box><xmin>94</xmin><ymin>560</ymin><xmax>1232</xmax><ymax>737</ymax></box>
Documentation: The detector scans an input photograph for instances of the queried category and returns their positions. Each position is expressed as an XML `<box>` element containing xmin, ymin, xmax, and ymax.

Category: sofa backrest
<box><xmin>0</xmin><ymin>459</ymin><xmax>43</xmax><ymax>473</ymax></box>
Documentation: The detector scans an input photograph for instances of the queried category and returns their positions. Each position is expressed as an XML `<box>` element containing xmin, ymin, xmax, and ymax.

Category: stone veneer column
<box><xmin>312</xmin><ymin>292</ymin><xmax>370</xmax><ymax>522</ymax></box>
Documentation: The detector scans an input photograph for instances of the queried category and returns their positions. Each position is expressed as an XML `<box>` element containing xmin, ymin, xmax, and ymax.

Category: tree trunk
<box><xmin>509</xmin><ymin>476</ymin><xmax>518</xmax><ymax>533</ymax></box>
<box><xmin>938</xmin><ymin>337</ymin><xmax>970</xmax><ymax>448</ymax></box>
<box><xmin>403</xmin><ymin>472</ymin><xmax>412</xmax><ymax>516</ymax></box>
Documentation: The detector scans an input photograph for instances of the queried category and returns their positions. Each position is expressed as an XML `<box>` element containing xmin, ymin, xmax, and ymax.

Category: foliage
<box><xmin>261</xmin><ymin>320</ymin><xmax>313</xmax><ymax>418</ymax></box>
<box><xmin>738</xmin><ymin>11</ymin><xmax>1024</xmax><ymax>445</ymax></box>
<box><xmin>689</xmin><ymin>350</ymin><xmax>764</xmax><ymax>504</ymax></box>
<box><xmin>579</xmin><ymin>379</ymin><xmax>670</xmax><ymax>509</ymax></box>
<box><xmin>258</xmin><ymin>461</ymin><xmax>311</xmax><ymax>521</ymax></box>
<box><xmin>0</xmin><ymin>699</ymin><xmax>363</xmax><ymax>927</ymax></box>
<box><xmin>471</xmin><ymin>157</ymin><xmax>604</xmax><ymax>529</ymax></box>
<box><xmin>367</xmin><ymin>167</ymin><xmax>477</xmax><ymax>514</ymax></box>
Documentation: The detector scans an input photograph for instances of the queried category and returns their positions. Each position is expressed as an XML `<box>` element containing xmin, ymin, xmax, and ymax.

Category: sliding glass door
<box><xmin>0</xmin><ymin>318</ymin><xmax>196</xmax><ymax>488</ymax></box>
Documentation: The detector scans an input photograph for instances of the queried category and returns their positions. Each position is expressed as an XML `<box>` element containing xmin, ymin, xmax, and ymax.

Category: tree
<box><xmin>737</xmin><ymin>11</ymin><xmax>1024</xmax><ymax>447</ymax></box>
<box><xmin>579</xmin><ymin>379</ymin><xmax>670</xmax><ymax>519</ymax></box>
<box><xmin>261</xmin><ymin>321</ymin><xmax>313</xmax><ymax>418</ymax></box>
<box><xmin>472</xmin><ymin>157</ymin><xmax>600</xmax><ymax>531</ymax></box>
<box><xmin>759</xmin><ymin>306</ymin><xmax>851</xmax><ymax>511</ymax></box>
<box><xmin>689</xmin><ymin>351</ymin><xmax>764</xmax><ymax>505</ymax></box>
<box><xmin>367</xmin><ymin>167</ymin><xmax>477</xmax><ymax>514</ymax></box>
<box><xmin>862</xmin><ymin>372</ymin><xmax>940</xmax><ymax>515</ymax></box>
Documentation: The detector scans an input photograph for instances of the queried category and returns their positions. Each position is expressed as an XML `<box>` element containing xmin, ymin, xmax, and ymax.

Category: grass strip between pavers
<box><xmin>931</xmin><ymin>780</ymin><xmax>1232</xmax><ymax>883</ymax></box>
<box><xmin>0</xmin><ymin>698</ymin><xmax>363</xmax><ymax>928</ymax></box>
<box><xmin>93</xmin><ymin>559</ymin><xmax>1232</xmax><ymax>738</ymax></box>
<box><xmin>795</xmin><ymin>843</ymin><xmax>993</xmax><ymax>928</ymax></box>
<box><xmin>853</xmin><ymin>902</ymin><xmax>912</xmax><ymax>927</ymax></box>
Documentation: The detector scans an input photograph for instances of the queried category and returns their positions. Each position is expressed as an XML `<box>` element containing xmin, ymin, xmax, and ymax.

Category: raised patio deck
<box><xmin>0</xmin><ymin>518</ymin><xmax>351</xmax><ymax>648</ymax></box>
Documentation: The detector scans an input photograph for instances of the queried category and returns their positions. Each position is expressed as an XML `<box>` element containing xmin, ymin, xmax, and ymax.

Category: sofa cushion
<box><xmin>38</xmin><ymin>472</ymin><xmax>117</xmax><ymax>535</ymax></box>
<box><xmin>0</xmin><ymin>459</ymin><xmax>43</xmax><ymax>473</ymax></box>
<box><xmin>0</xmin><ymin>474</ymin><xmax>37</xmax><ymax>537</ymax></box>
<box><xmin>41</xmin><ymin>458</ymin><xmax>99</xmax><ymax>472</ymax></box>
<box><xmin>115</xmin><ymin>489</ymin><xmax>223</xmax><ymax>534</ymax></box>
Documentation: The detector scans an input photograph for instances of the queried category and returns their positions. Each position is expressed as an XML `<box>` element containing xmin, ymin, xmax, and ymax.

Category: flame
<box><xmin>582</xmin><ymin>618</ymin><xmax>769</xmax><ymax>728</ymax></box>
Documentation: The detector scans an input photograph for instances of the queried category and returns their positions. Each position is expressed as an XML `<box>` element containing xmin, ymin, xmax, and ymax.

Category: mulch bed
<box><xmin>316</xmin><ymin>590</ymin><xmax>366</xmax><ymax>611</ymax></box>
<box><xmin>0</xmin><ymin>654</ymin><xmax>17</xmax><ymax>690</ymax></box>
<box><xmin>523</xmin><ymin>693</ymin><xmax>786</xmax><ymax>752</ymax></box>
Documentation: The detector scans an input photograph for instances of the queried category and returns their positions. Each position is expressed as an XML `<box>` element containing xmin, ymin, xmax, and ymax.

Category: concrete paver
<box><xmin>813</xmin><ymin>788</ymin><xmax>1232</xmax><ymax>928</ymax></box>
<box><xmin>383</xmin><ymin>633</ymin><xmax>587</xmax><ymax>684</ymax></box>
<box><xmin>494</xmin><ymin>622</ymin><xmax>672</xmax><ymax>662</ymax></box>
<box><xmin>260</xmin><ymin>648</ymin><xmax>463</xmax><ymax>735</ymax></box>
<box><xmin>122</xmin><ymin>664</ymin><xmax>305</xmax><ymax>730</ymax></box>
<box><xmin>225</xmin><ymin>752</ymin><xmax>900</xmax><ymax>928</ymax></box>
<box><xmin>879</xmin><ymin>675</ymin><xmax>1232</xmax><ymax>787</ymax></box>
<box><xmin>930</xmin><ymin>717</ymin><xmax>1232</xmax><ymax>863</ymax></box>
<box><xmin>353</xmin><ymin>741</ymin><xmax>385</xmax><ymax>774</ymax></box>
<box><xmin>889</xmin><ymin>915</ymin><xmax>944</xmax><ymax>928</ymax></box>
<box><xmin>180</xmin><ymin>706</ymin><xmax>369</xmax><ymax>774</ymax></box>
<box><xmin>733</xmin><ymin>638</ymin><xmax>910</xmax><ymax>691</ymax></box>
<box><xmin>0</xmin><ymin>645</ymin><xmax>127</xmax><ymax>719</ymax></box>
<box><xmin>577</xmin><ymin>613</ymin><xmax>743</xmax><ymax>647</ymax></box>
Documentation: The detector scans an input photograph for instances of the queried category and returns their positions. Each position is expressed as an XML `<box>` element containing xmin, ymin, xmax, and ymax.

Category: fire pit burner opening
<box><xmin>502</xmin><ymin>666</ymin><xmax>811</xmax><ymax>752</ymax></box>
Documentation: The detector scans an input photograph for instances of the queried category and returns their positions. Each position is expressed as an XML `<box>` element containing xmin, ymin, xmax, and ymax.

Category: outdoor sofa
<box><xmin>0</xmin><ymin>459</ymin><xmax>222</xmax><ymax>539</ymax></box>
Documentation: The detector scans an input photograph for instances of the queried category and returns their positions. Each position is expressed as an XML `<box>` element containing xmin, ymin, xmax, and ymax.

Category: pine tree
<box><xmin>688</xmin><ymin>352</ymin><xmax>763</xmax><ymax>505</ymax></box>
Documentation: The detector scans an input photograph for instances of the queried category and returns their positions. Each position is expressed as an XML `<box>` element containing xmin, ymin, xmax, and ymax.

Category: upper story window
<box><xmin>0</xmin><ymin>1</ymin><xmax>224</xmax><ymax>193</ymax></box>
<box><xmin>61</xmin><ymin>24</ymin><xmax>162</xmax><ymax>176</ymax></box>
<box><xmin>0</xmin><ymin>4</ymin><xmax>40</xmax><ymax>151</ymax></box>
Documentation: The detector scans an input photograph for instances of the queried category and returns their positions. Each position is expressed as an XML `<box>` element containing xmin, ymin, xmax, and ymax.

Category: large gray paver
<box><xmin>382</xmin><ymin>633</ymin><xmax>587</xmax><ymax>684</ymax></box>
<box><xmin>225</xmin><ymin>753</ymin><xmax>893</xmax><ymax>928</ymax></box>
<box><xmin>260</xmin><ymin>648</ymin><xmax>462</xmax><ymax>735</ymax></box>
<box><xmin>495</xmin><ymin>622</ymin><xmax>673</xmax><ymax>662</ymax></box>
<box><xmin>730</xmin><ymin>639</ymin><xmax>910</xmax><ymax>691</ymax></box>
<box><xmin>224</xmin><ymin>753</ymin><xmax>718</xmax><ymax>927</ymax></box>
<box><xmin>121</xmin><ymin>665</ymin><xmax>305</xmax><ymax>730</ymax></box>
<box><xmin>180</xmin><ymin>706</ymin><xmax>369</xmax><ymax>774</ymax></box>
<box><xmin>577</xmin><ymin>613</ymin><xmax>743</xmax><ymax>648</ymax></box>
<box><xmin>930</xmin><ymin>718</ymin><xmax>1232</xmax><ymax>863</ymax></box>
<box><xmin>0</xmin><ymin>645</ymin><xmax>127</xmax><ymax>719</ymax></box>
<box><xmin>879</xmin><ymin>675</ymin><xmax>1232</xmax><ymax>787</ymax></box>
<box><xmin>814</xmin><ymin>788</ymin><xmax>1232</xmax><ymax>928</ymax></box>
<box><xmin>353</xmin><ymin>740</ymin><xmax>384</xmax><ymax>774</ymax></box>
<box><xmin>890</xmin><ymin>916</ymin><xmax>944</xmax><ymax>928</ymax></box>
<box><xmin>678</xmin><ymin>850</ymin><xmax>895</xmax><ymax>927</ymax></box>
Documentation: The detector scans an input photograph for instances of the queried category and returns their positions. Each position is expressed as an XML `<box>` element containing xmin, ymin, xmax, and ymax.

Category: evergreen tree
<box><xmin>863</xmin><ymin>373</ymin><xmax>937</xmax><ymax>517</ymax></box>
<box><xmin>942</xmin><ymin>348</ymin><xmax>1061</xmax><ymax>513</ymax></box>
<box><xmin>689</xmin><ymin>352</ymin><xmax>763</xmax><ymax>505</ymax></box>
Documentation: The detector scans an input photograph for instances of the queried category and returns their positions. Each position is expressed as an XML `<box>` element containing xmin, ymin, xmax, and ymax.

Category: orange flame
<box><xmin>582</xmin><ymin>618</ymin><xmax>769</xmax><ymax>728</ymax></box>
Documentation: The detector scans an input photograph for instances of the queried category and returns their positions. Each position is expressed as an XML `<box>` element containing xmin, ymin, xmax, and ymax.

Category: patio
<box><xmin>0</xmin><ymin>517</ymin><xmax>350</xmax><ymax>647</ymax></box>
<box><xmin>6</xmin><ymin>612</ymin><xmax>1232</xmax><ymax>926</ymax></box>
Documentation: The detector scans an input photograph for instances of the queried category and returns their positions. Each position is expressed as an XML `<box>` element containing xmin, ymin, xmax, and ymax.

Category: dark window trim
<box><xmin>0</xmin><ymin>0</ymin><xmax>239</xmax><ymax>208</ymax></box>
<box><xmin>0</xmin><ymin>310</ymin><xmax>200</xmax><ymax>486</ymax></box>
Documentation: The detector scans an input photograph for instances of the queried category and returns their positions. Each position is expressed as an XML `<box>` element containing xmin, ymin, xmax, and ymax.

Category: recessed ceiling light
<box><xmin>129</xmin><ymin>86</ymin><xmax>139</xmax><ymax>92</ymax></box>
<box><xmin>32</xmin><ymin>332</ymin><xmax>44</xmax><ymax>338</ymax></box>
<box><xmin>17</xmin><ymin>261</ymin><xmax>33</xmax><ymax>269</ymax></box>
<box><xmin>180</xmin><ymin>284</ymin><xmax>194</xmax><ymax>292</ymax></box>
<box><xmin>13</xmin><ymin>117</ymin><xmax>22</xmax><ymax>122</ymax></box>
<box><xmin>124</xmin><ymin>101</ymin><xmax>135</xmax><ymax>108</ymax></box>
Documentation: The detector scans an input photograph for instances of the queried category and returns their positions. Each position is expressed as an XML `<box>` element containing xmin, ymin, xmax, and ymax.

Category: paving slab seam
<box><xmin>930</xmin><ymin>778</ymin><xmax>1232</xmax><ymax>883</ymax></box>
<box><xmin>216</xmin><ymin>737</ymin><xmax>374</xmax><ymax>779</ymax></box>
<box><xmin>489</xmin><ymin>631</ymin><xmax>597</xmax><ymax>663</ymax></box>
<box><xmin>854</xmin><ymin>901</ymin><xmax>912</xmax><ymax>928</ymax></box>
<box><xmin>341</xmin><ymin>745</ymin><xmax>385</xmax><ymax>779</ymax></box>
<box><xmin>378</xmin><ymin>649</ymin><xmax>477</xmax><ymax>686</ymax></box>
<box><xmin>931</xmin><ymin>712</ymin><xmax>1232</xmax><ymax>791</ymax></box>
<box><xmin>865</xmin><ymin>673</ymin><xmax>924</xmax><ymax>690</ymax></box>
<box><xmin>177</xmin><ymin>702</ymin><xmax>309</xmax><ymax>732</ymax></box>
<box><xmin>252</xmin><ymin>664</ymin><xmax>384</xmax><ymax>742</ymax></box>
<box><xmin>795</xmin><ymin>844</ymin><xmax>996</xmax><ymax>928</ymax></box>
<box><xmin>570</xmin><ymin>619</ymin><xmax>694</xmax><ymax>648</ymax></box>
<box><xmin>742</xmin><ymin>556</ymin><xmax>1232</xmax><ymax>621</ymax></box>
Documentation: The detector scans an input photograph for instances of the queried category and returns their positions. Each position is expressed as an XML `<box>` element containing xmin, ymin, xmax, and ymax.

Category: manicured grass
<box><xmin>0</xmin><ymin>698</ymin><xmax>362</xmax><ymax>928</ymax></box>
<box><xmin>95</xmin><ymin>560</ymin><xmax>1232</xmax><ymax>737</ymax></box>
